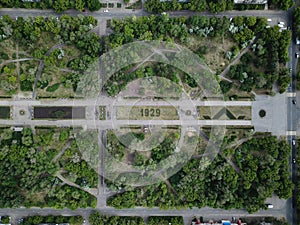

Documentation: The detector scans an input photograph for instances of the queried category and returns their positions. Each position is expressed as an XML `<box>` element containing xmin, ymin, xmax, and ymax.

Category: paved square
<box><xmin>252</xmin><ymin>94</ymin><xmax>286</xmax><ymax>137</ymax></box>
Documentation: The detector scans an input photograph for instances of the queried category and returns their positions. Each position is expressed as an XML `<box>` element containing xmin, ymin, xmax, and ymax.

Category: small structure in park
<box><xmin>234</xmin><ymin>0</ymin><xmax>267</xmax><ymax>4</ymax></box>
<box><xmin>11</xmin><ymin>126</ymin><xmax>23</xmax><ymax>132</ymax></box>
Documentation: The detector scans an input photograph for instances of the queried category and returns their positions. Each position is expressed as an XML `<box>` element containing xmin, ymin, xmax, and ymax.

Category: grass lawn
<box><xmin>227</xmin><ymin>106</ymin><xmax>251</xmax><ymax>120</ymax></box>
<box><xmin>37</xmin><ymin>68</ymin><xmax>75</xmax><ymax>98</ymax></box>
<box><xmin>106</xmin><ymin>126</ymin><xmax>180</xmax><ymax>166</ymax></box>
<box><xmin>224</xmin><ymin>85</ymin><xmax>255</xmax><ymax>100</ymax></box>
<box><xmin>0</xmin><ymin>39</ymin><xmax>16</xmax><ymax>62</ymax></box>
<box><xmin>116</xmin><ymin>106</ymin><xmax>179</xmax><ymax>120</ymax></box>
<box><xmin>35</xmin><ymin>32</ymin><xmax>57</xmax><ymax>53</ymax></box>
<box><xmin>99</xmin><ymin>106</ymin><xmax>106</xmax><ymax>120</ymax></box>
<box><xmin>35</xmin><ymin>127</ymin><xmax>70</xmax><ymax>151</ymax></box>
<box><xmin>185</xmin><ymin>35</ymin><xmax>235</xmax><ymax>73</ymax></box>
<box><xmin>0</xmin><ymin>62</ymin><xmax>18</xmax><ymax>96</ymax></box>
<box><xmin>198</xmin><ymin>106</ymin><xmax>252</xmax><ymax>120</ymax></box>
<box><xmin>20</xmin><ymin>61</ymin><xmax>39</xmax><ymax>92</ymax></box>
<box><xmin>224</xmin><ymin>126</ymin><xmax>254</xmax><ymax>142</ymax></box>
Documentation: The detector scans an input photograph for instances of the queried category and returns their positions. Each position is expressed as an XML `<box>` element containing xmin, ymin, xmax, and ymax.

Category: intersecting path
<box><xmin>96</xmin><ymin>129</ymin><xmax>108</xmax><ymax>208</ymax></box>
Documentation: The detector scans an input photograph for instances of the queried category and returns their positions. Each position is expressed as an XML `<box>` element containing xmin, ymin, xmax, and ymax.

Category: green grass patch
<box><xmin>117</xmin><ymin>106</ymin><xmax>179</xmax><ymax>120</ymax></box>
<box><xmin>198</xmin><ymin>106</ymin><xmax>252</xmax><ymax>120</ymax></box>
<box><xmin>99</xmin><ymin>106</ymin><xmax>106</xmax><ymax>120</ymax></box>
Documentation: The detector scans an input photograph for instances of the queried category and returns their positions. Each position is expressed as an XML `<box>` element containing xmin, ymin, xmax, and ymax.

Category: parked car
<box><xmin>266</xmin><ymin>204</ymin><xmax>274</xmax><ymax>209</ymax></box>
<box><xmin>292</xmin><ymin>99</ymin><xmax>296</xmax><ymax>105</ymax></box>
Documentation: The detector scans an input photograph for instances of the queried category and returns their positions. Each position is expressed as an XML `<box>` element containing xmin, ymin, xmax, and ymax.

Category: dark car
<box><xmin>292</xmin><ymin>99</ymin><xmax>296</xmax><ymax>105</ymax></box>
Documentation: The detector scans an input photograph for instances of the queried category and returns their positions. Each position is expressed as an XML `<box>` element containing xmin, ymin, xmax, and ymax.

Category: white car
<box><xmin>292</xmin><ymin>139</ymin><xmax>296</xmax><ymax>145</ymax></box>
<box><xmin>266</xmin><ymin>204</ymin><xmax>274</xmax><ymax>209</ymax></box>
<box><xmin>267</xmin><ymin>18</ymin><xmax>272</xmax><ymax>22</ymax></box>
<box><xmin>103</xmin><ymin>9</ymin><xmax>109</xmax><ymax>12</ymax></box>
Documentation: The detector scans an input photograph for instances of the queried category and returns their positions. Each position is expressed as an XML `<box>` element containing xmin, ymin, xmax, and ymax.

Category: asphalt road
<box><xmin>0</xmin><ymin>206</ymin><xmax>287</xmax><ymax>225</ymax></box>
<box><xmin>285</xmin><ymin>2</ymin><xmax>298</xmax><ymax>225</ymax></box>
<box><xmin>0</xmin><ymin>8</ymin><xmax>288</xmax><ymax>21</ymax></box>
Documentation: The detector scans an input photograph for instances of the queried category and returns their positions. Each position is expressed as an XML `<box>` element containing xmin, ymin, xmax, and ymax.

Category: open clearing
<box><xmin>186</xmin><ymin>35</ymin><xmax>235</xmax><ymax>73</ymax></box>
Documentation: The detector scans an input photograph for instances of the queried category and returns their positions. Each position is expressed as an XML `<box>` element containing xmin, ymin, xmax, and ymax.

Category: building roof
<box><xmin>234</xmin><ymin>0</ymin><xmax>267</xmax><ymax>4</ymax></box>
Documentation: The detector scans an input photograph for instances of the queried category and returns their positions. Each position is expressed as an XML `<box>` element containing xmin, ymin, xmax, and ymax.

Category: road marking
<box><xmin>286</xmin><ymin>131</ymin><xmax>297</xmax><ymax>136</ymax></box>
<box><xmin>286</xmin><ymin>93</ymin><xmax>296</xmax><ymax>97</ymax></box>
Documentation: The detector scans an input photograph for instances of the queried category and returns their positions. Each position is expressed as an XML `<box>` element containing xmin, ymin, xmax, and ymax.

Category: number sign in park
<box><xmin>140</xmin><ymin>108</ymin><xmax>160</xmax><ymax>117</ymax></box>
<box><xmin>116</xmin><ymin>106</ymin><xmax>179</xmax><ymax>120</ymax></box>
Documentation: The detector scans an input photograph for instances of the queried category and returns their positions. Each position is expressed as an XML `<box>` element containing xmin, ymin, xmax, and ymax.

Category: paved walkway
<box><xmin>252</xmin><ymin>94</ymin><xmax>287</xmax><ymax>137</ymax></box>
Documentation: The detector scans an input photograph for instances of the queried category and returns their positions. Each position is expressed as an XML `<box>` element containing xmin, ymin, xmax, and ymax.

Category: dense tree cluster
<box><xmin>106</xmin><ymin>130</ymin><xmax>178</xmax><ymax>165</ymax></box>
<box><xmin>296</xmin><ymin>71</ymin><xmax>300</xmax><ymax>90</ymax></box>
<box><xmin>59</xmin><ymin>141</ymin><xmax>98</xmax><ymax>188</ymax></box>
<box><xmin>228</xmin><ymin>21</ymin><xmax>291</xmax><ymax>93</ymax></box>
<box><xmin>104</xmin><ymin>63</ymin><xmax>180</xmax><ymax>96</ymax></box>
<box><xmin>0</xmin><ymin>15</ymin><xmax>101</xmax><ymax>95</ymax></box>
<box><xmin>107</xmin><ymin>15</ymin><xmax>289</xmax><ymax>95</ymax></box>
<box><xmin>268</xmin><ymin>0</ymin><xmax>294</xmax><ymax>10</ymax></box>
<box><xmin>144</xmin><ymin>0</ymin><xmax>233</xmax><ymax>13</ymax></box>
<box><xmin>293</xmin><ymin>7</ymin><xmax>300</xmax><ymax>40</ymax></box>
<box><xmin>296</xmin><ymin>139</ymin><xmax>300</xmax><ymax>221</ymax></box>
<box><xmin>1</xmin><ymin>14</ymin><xmax>289</xmax><ymax>97</ymax></box>
<box><xmin>0</xmin><ymin>0</ymin><xmax>101</xmax><ymax>12</ymax></box>
<box><xmin>107</xmin><ymin>15</ymin><xmax>237</xmax><ymax>74</ymax></box>
<box><xmin>0</xmin><ymin>127</ymin><xmax>96</xmax><ymax>209</ymax></box>
<box><xmin>20</xmin><ymin>215</ymin><xmax>83</xmax><ymax>225</ymax></box>
<box><xmin>108</xmin><ymin>15</ymin><xmax>244</xmax><ymax>47</ymax></box>
<box><xmin>144</xmin><ymin>0</ymin><xmax>293</xmax><ymax>12</ymax></box>
<box><xmin>148</xmin><ymin>216</ymin><xmax>184</xmax><ymax>225</ymax></box>
<box><xmin>107</xmin><ymin>136</ymin><xmax>293</xmax><ymax>212</ymax></box>
<box><xmin>89</xmin><ymin>212</ymin><xmax>146</xmax><ymax>225</ymax></box>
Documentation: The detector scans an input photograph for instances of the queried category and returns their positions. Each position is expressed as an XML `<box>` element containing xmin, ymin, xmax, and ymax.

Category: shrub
<box><xmin>46</xmin><ymin>83</ymin><xmax>60</xmax><ymax>92</ymax></box>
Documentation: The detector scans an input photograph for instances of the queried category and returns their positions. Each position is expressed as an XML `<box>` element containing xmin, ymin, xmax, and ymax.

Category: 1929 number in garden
<box><xmin>140</xmin><ymin>108</ymin><xmax>161</xmax><ymax>117</ymax></box>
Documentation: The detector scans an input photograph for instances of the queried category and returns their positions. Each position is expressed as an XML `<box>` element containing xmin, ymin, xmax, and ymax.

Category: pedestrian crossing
<box><xmin>286</xmin><ymin>92</ymin><xmax>296</xmax><ymax>97</ymax></box>
<box><xmin>286</xmin><ymin>131</ymin><xmax>297</xmax><ymax>136</ymax></box>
